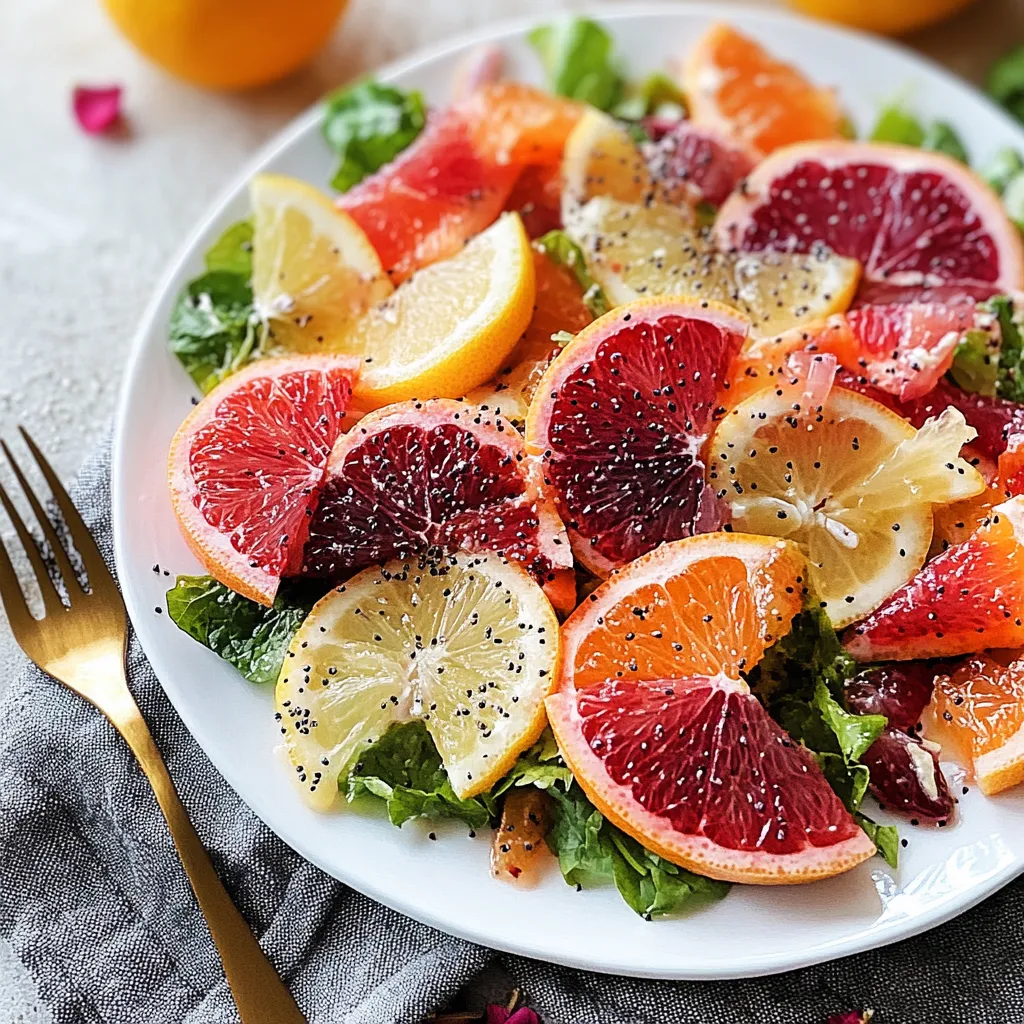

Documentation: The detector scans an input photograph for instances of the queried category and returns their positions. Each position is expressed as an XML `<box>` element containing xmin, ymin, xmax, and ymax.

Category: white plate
<box><xmin>113</xmin><ymin>3</ymin><xmax>1024</xmax><ymax>980</ymax></box>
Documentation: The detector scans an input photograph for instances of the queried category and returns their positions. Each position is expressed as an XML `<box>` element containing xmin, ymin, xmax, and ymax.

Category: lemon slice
<box><xmin>565</xmin><ymin>195</ymin><xmax>860</xmax><ymax>336</ymax></box>
<box><xmin>251</xmin><ymin>173</ymin><xmax>393</xmax><ymax>351</ymax></box>
<box><xmin>708</xmin><ymin>387</ymin><xmax>985</xmax><ymax>627</ymax></box>
<box><xmin>330</xmin><ymin>212</ymin><xmax>536</xmax><ymax>408</ymax></box>
<box><xmin>275</xmin><ymin>551</ymin><xmax>559</xmax><ymax>812</ymax></box>
<box><xmin>561</xmin><ymin>108</ymin><xmax>652</xmax><ymax>212</ymax></box>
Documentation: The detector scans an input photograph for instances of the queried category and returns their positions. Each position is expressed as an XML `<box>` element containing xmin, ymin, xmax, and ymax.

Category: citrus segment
<box><xmin>547</xmin><ymin>534</ymin><xmax>876</xmax><ymax>883</ymax></box>
<box><xmin>845</xmin><ymin>665</ymin><xmax>954</xmax><ymax>820</ymax></box>
<box><xmin>276</xmin><ymin>551</ymin><xmax>560</xmax><ymax>810</ymax></box>
<box><xmin>565</xmin><ymin>196</ymin><xmax>860</xmax><ymax>336</ymax></box>
<box><xmin>717</xmin><ymin>141</ymin><xmax>1024</xmax><ymax>294</ymax></box>
<box><xmin>928</xmin><ymin>654</ymin><xmax>1024</xmax><ymax>796</ymax></box>
<box><xmin>458</xmin><ymin>82</ymin><xmax>583</xmax><ymax>167</ymax></box>
<box><xmin>250</xmin><ymin>173</ymin><xmax>393</xmax><ymax>353</ymax></box>
<box><xmin>684</xmin><ymin>24</ymin><xmax>844</xmax><ymax>155</ymax></box>
<box><xmin>466</xmin><ymin>247</ymin><xmax>594</xmax><ymax>427</ymax></box>
<box><xmin>337</xmin><ymin>110</ymin><xmax>520</xmax><ymax>283</ymax></box>
<box><xmin>526</xmin><ymin>298</ymin><xmax>749</xmax><ymax>575</ymax></box>
<box><xmin>325</xmin><ymin>212</ymin><xmax>536</xmax><ymax>409</ymax></box>
<box><xmin>845</xmin><ymin>496</ymin><xmax>1024</xmax><ymax>661</ymax></box>
<box><xmin>709</xmin><ymin>386</ymin><xmax>985</xmax><ymax>627</ymax></box>
<box><xmin>301</xmin><ymin>399</ymin><xmax>574</xmax><ymax>612</ymax></box>
<box><xmin>505</xmin><ymin>161</ymin><xmax>564</xmax><ymax>238</ymax></box>
<box><xmin>561</xmin><ymin>109</ymin><xmax>652</xmax><ymax>210</ymax></box>
<box><xmin>643</xmin><ymin>120</ymin><xmax>758</xmax><ymax>208</ymax></box>
<box><xmin>168</xmin><ymin>356</ymin><xmax>358</xmax><ymax>606</ymax></box>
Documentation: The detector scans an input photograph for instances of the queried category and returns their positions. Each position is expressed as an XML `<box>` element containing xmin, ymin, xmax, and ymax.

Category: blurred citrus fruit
<box><xmin>101</xmin><ymin>0</ymin><xmax>348</xmax><ymax>90</ymax></box>
<box><xmin>787</xmin><ymin>0</ymin><xmax>976</xmax><ymax>36</ymax></box>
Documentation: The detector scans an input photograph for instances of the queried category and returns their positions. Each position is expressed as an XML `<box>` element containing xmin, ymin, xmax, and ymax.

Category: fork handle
<box><xmin>109</xmin><ymin>691</ymin><xmax>306</xmax><ymax>1024</ymax></box>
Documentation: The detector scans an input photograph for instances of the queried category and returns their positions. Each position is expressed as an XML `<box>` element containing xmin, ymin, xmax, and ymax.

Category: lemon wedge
<box><xmin>250</xmin><ymin>173</ymin><xmax>393</xmax><ymax>351</ymax></box>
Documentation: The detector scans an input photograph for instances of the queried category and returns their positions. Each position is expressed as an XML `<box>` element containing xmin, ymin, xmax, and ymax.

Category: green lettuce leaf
<box><xmin>949</xmin><ymin>327</ymin><xmax>1000</xmax><ymax>396</ymax></box>
<box><xmin>870</xmin><ymin>105</ymin><xmax>968</xmax><ymax>163</ymax></box>
<box><xmin>613</xmin><ymin>71</ymin><xmax>686</xmax><ymax>121</ymax></box>
<box><xmin>545</xmin><ymin>784</ymin><xmax>729</xmax><ymax>918</ymax></box>
<box><xmin>494</xmin><ymin>728</ymin><xmax>574</xmax><ymax>795</ymax></box>
<box><xmin>204</xmin><ymin>219</ymin><xmax>254</xmax><ymax>276</ymax></box>
<box><xmin>981</xmin><ymin>147</ymin><xmax>1024</xmax><ymax>194</ymax></box>
<box><xmin>921</xmin><ymin>121</ymin><xmax>969</xmax><ymax>164</ymax></box>
<box><xmin>166</xmin><ymin>575</ymin><xmax>314</xmax><ymax>686</ymax></box>
<box><xmin>855</xmin><ymin>813</ymin><xmax>900</xmax><ymax>869</ymax></box>
<box><xmin>534</xmin><ymin>229</ymin><xmax>609</xmax><ymax>318</ymax></box>
<box><xmin>988</xmin><ymin>45</ymin><xmax>1024</xmax><ymax>124</ymax></box>
<box><xmin>169</xmin><ymin>271</ymin><xmax>257</xmax><ymax>393</ymax></box>
<box><xmin>990</xmin><ymin>294</ymin><xmax>1024</xmax><ymax>402</ymax></box>
<box><xmin>751</xmin><ymin>608</ymin><xmax>895</xmax><ymax>865</ymax></box>
<box><xmin>528</xmin><ymin>18</ymin><xmax>625</xmax><ymax>111</ymax></box>
<box><xmin>322</xmin><ymin>80</ymin><xmax>427</xmax><ymax>193</ymax></box>
<box><xmin>344</xmin><ymin>721</ymin><xmax>496</xmax><ymax>828</ymax></box>
<box><xmin>870</xmin><ymin>105</ymin><xmax>924</xmax><ymax>146</ymax></box>
<box><xmin>1003</xmin><ymin>173</ymin><xmax>1024</xmax><ymax>232</ymax></box>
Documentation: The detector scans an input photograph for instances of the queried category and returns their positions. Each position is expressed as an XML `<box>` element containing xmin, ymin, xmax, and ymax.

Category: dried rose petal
<box><xmin>485</xmin><ymin>1005</ymin><xmax>540</xmax><ymax>1024</ymax></box>
<box><xmin>72</xmin><ymin>85</ymin><xmax>122</xmax><ymax>134</ymax></box>
<box><xmin>827</xmin><ymin>1013</ymin><xmax>873</xmax><ymax>1024</ymax></box>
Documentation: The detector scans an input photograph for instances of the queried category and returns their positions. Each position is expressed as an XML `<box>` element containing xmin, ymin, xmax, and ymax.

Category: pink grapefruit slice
<box><xmin>546</xmin><ymin>533</ymin><xmax>876</xmax><ymax>884</ymax></box>
<box><xmin>168</xmin><ymin>355</ymin><xmax>359</xmax><ymax>606</ymax></box>
<box><xmin>300</xmin><ymin>399</ymin><xmax>575</xmax><ymax>613</ymax></box>
<box><xmin>716</xmin><ymin>141</ymin><xmax>1024</xmax><ymax>297</ymax></box>
<box><xmin>525</xmin><ymin>297</ymin><xmax>749</xmax><ymax>576</ymax></box>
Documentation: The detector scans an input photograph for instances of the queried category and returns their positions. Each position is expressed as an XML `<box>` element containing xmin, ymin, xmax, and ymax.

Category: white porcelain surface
<box><xmin>112</xmin><ymin>4</ymin><xmax>1024</xmax><ymax>980</ymax></box>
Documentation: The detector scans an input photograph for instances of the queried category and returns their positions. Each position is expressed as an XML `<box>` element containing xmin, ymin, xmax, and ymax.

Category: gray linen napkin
<box><xmin>2</xmin><ymin>437</ymin><xmax>1023</xmax><ymax>1024</ymax></box>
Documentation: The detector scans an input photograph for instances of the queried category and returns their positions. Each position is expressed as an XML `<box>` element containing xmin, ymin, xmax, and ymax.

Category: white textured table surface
<box><xmin>0</xmin><ymin>0</ymin><xmax>1021</xmax><ymax>1011</ymax></box>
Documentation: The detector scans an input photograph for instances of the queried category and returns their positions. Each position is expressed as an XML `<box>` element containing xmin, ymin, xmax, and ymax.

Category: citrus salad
<box><xmin>163</xmin><ymin>19</ymin><xmax>1024</xmax><ymax>917</ymax></box>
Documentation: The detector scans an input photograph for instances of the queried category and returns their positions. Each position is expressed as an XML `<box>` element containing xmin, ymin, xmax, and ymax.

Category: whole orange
<box><xmin>788</xmin><ymin>0</ymin><xmax>977</xmax><ymax>36</ymax></box>
<box><xmin>100</xmin><ymin>0</ymin><xmax>349</xmax><ymax>90</ymax></box>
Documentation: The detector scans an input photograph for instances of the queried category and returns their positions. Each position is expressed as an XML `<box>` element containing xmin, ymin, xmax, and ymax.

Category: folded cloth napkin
<box><xmin>1</xmin><ymin>437</ymin><xmax>1023</xmax><ymax>1024</ymax></box>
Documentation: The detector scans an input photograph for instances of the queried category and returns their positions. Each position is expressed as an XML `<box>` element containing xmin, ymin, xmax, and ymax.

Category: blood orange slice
<box><xmin>168</xmin><ymin>355</ymin><xmax>358</xmax><ymax>606</ymax></box>
<box><xmin>546</xmin><ymin>534</ymin><xmax>876</xmax><ymax>883</ymax></box>
<box><xmin>845</xmin><ymin>496</ymin><xmax>1024</xmax><ymax>662</ymax></box>
<box><xmin>301</xmin><ymin>399</ymin><xmax>575</xmax><ymax>612</ymax></box>
<box><xmin>927</xmin><ymin>653</ymin><xmax>1024</xmax><ymax>796</ymax></box>
<box><xmin>684</xmin><ymin>24</ymin><xmax>844</xmax><ymax>156</ymax></box>
<box><xmin>337</xmin><ymin>109</ymin><xmax>519</xmax><ymax>284</ymax></box>
<box><xmin>642</xmin><ymin>120</ymin><xmax>758</xmax><ymax>208</ymax></box>
<box><xmin>717</xmin><ymin>141</ymin><xmax>1024</xmax><ymax>296</ymax></box>
<box><xmin>525</xmin><ymin>298</ymin><xmax>749</xmax><ymax>576</ymax></box>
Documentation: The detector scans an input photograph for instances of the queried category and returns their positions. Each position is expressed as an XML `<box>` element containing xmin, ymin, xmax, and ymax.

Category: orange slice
<box><xmin>546</xmin><ymin>533</ymin><xmax>876</xmax><ymax>884</ymax></box>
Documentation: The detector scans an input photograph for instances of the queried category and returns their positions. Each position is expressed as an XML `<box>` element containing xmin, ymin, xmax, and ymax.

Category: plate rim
<box><xmin>112</xmin><ymin>1</ymin><xmax>1024</xmax><ymax>980</ymax></box>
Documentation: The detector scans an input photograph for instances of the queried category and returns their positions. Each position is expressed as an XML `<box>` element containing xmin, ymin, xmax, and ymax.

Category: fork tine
<box><xmin>0</xmin><ymin>513</ymin><xmax>34</xmax><ymax>636</ymax></box>
<box><xmin>0</xmin><ymin>479</ymin><xmax>65</xmax><ymax>616</ymax></box>
<box><xmin>1</xmin><ymin>440</ymin><xmax>84</xmax><ymax>598</ymax></box>
<box><xmin>17</xmin><ymin>427</ymin><xmax>114</xmax><ymax>595</ymax></box>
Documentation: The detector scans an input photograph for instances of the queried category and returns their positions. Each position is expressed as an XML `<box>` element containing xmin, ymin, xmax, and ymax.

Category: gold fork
<box><xmin>0</xmin><ymin>428</ymin><xmax>305</xmax><ymax>1024</ymax></box>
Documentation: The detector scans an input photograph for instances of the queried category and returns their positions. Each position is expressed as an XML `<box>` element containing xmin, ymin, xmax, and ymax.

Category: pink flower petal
<box><xmin>827</xmin><ymin>1012</ymin><xmax>873</xmax><ymax>1024</ymax></box>
<box><xmin>505</xmin><ymin>1010</ymin><xmax>539</xmax><ymax>1024</ymax></box>
<box><xmin>485</xmin><ymin>1007</ymin><xmax>511</xmax><ymax>1024</ymax></box>
<box><xmin>73</xmin><ymin>85</ymin><xmax>122</xmax><ymax>134</ymax></box>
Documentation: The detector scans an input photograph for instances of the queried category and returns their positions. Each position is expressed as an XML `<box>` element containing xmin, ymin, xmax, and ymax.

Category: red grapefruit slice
<box><xmin>168</xmin><ymin>355</ymin><xmax>358</xmax><ymax>606</ymax></box>
<box><xmin>845</xmin><ymin>496</ymin><xmax>1024</xmax><ymax>662</ymax></box>
<box><xmin>717</xmin><ymin>142</ymin><xmax>1024</xmax><ymax>296</ymax></box>
<box><xmin>546</xmin><ymin>533</ymin><xmax>876</xmax><ymax>884</ymax></box>
<box><xmin>525</xmin><ymin>298</ymin><xmax>748</xmax><ymax>576</ymax></box>
<box><xmin>337</xmin><ymin>110</ymin><xmax>519</xmax><ymax>284</ymax></box>
<box><xmin>300</xmin><ymin>399</ymin><xmax>575</xmax><ymax>612</ymax></box>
